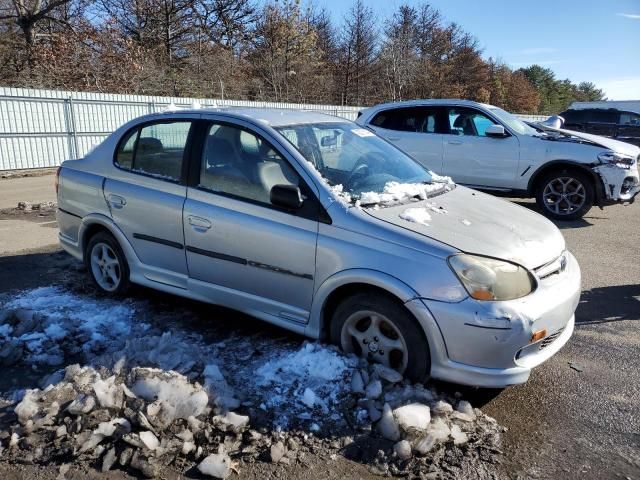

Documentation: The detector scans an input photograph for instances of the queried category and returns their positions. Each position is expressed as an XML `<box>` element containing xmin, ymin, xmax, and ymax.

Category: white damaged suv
<box><xmin>357</xmin><ymin>100</ymin><xmax>640</xmax><ymax>220</ymax></box>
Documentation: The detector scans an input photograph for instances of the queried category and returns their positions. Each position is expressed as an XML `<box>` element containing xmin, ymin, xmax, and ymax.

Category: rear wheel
<box><xmin>535</xmin><ymin>169</ymin><xmax>594</xmax><ymax>220</ymax></box>
<box><xmin>330</xmin><ymin>293</ymin><xmax>430</xmax><ymax>383</ymax></box>
<box><xmin>85</xmin><ymin>231</ymin><xmax>130</xmax><ymax>295</ymax></box>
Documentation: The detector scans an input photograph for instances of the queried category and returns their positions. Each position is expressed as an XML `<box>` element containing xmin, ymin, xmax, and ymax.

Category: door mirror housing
<box><xmin>485</xmin><ymin>124</ymin><xmax>507</xmax><ymax>137</ymax></box>
<box><xmin>270</xmin><ymin>184</ymin><xmax>304</xmax><ymax>210</ymax></box>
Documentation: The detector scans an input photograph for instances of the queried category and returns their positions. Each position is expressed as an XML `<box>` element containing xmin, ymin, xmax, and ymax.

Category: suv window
<box><xmin>199</xmin><ymin>123</ymin><xmax>300</xmax><ymax>206</ymax></box>
<box><xmin>620</xmin><ymin>112</ymin><xmax>640</xmax><ymax>125</ymax></box>
<box><xmin>447</xmin><ymin>107</ymin><xmax>495</xmax><ymax>136</ymax></box>
<box><xmin>583</xmin><ymin>109</ymin><xmax>618</xmax><ymax>123</ymax></box>
<box><xmin>371</xmin><ymin>107</ymin><xmax>439</xmax><ymax>133</ymax></box>
<box><xmin>115</xmin><ymin>121</ymin><xmax>192</xmax><ymax>181</ymax></box>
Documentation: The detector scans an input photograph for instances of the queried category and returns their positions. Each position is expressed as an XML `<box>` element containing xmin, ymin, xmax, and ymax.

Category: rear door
<box><xmin>367</xmin><ymin>106</ymin><xmax>445</xmax><ymax>173</ymax></box>
<box><xmin>183</xmin><ymin>118</ymin><xmax>321</xmax><ymax>323</ymax></box>
<box><xmin>104</xmin><ymin>117</ymin><xmax>197</xmax><ymax>288</ymax></box>
<box><xmin>441</xmin><ymin>106</ymin><xmax>520</xmax><ymax>188</ymax></box>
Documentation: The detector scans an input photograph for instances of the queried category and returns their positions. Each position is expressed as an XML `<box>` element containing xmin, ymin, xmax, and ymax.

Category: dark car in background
<box><xmin>559</xmin><ymin>108</ymin><xmax>640</xmax><ymax>147</ymax></box>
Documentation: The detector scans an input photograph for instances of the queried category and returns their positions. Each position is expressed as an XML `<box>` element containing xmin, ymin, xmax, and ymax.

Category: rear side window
<box><xmin>115</xmin><ymin>121</ymin><xmax>192</xmax><ymax>182</ymax></box>
<box><xmin>371</xmin><ymin>107</ymin><xmax>440</xmax><ymax>133</ymax></box>
<box><xmin>620</xmin><ymin>112</ymin><xmax>640</xmax><ymax>125</ymax></box>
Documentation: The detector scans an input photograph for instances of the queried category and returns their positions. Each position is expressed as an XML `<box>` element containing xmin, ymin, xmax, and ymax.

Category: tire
<box><xmin>85</xmin><ymin>231</ymin><xmax>130</xmax><ymax>295</ymax></box>
<box><xmin>535</xmin><ymin>169</ymin><xmax>594</xmax><ymax>220</ymax></box>
<box><xmin>329</xmin><ymin>292</ymin><xmax>430</xmax><ymax>383</ymax></box>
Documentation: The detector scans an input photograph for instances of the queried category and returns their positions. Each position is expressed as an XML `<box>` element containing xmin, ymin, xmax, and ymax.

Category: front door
<box><xmin>441</xmin><ymin>106</ymin><xmax>520</xmax><ymax>188</ymax></box>
<box><xmin>105</xmin><ymin>118</ymin><xmax>196</xmax><ymax>287</ymax></box>
<box><xmin>183</xmin><ymin>120</ymin><xmax>320</xmax><ymax>323</ymax></box>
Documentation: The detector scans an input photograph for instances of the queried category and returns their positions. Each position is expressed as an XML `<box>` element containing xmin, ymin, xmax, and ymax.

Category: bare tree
<box><xmin>338</xmin><ymin>0</ymin><xmax>378</xmax><ymax>105</ymax></box>
<box><xmin>380</xmin><ymin>5</ymin><xmax>418</xmax><ymax>101</ymax></box>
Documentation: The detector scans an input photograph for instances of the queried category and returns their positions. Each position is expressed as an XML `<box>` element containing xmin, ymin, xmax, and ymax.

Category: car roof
<box><xmin>359</xmin><ymin>99</ymin><xmax>498</xmax><ymax>116</ymax></box>
<box><xmin>148</xmin><ymin>107</ymin><xmax>348</xmax><ymax>127</ymax></box>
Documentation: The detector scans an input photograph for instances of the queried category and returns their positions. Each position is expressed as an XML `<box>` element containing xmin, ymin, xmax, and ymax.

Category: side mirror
<box><xmin>270</xmin><ymin>184</ymin><xmax>303</xmax><ymax>210</ymax></box>
<box><xmin>320</xmin><ymin>134</ymin><xmax>338</xmax><ymax>147</ymax></box>
<box><xmin>485</xmin><ymin>124</ymin><xmax>507</xmax><ymax>137</ymax></box>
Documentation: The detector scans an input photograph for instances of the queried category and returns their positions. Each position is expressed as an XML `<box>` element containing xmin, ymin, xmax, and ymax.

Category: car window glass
<box><xmin>620</xmin><ymin>112</ymin><xmax>640</xmax><ymax>125</ymax></box>
<box><xmin>118</xmin><ymin>121</ymin><xmax>191</xmax><ymax>181</ymax></box>
<box><xmin>448</xmin><ymin>108</ymin><xmax>495</xmax><ymax>136</ymax></box>
<box><xmin>199</xmin><ymin>123</ymin><xmax>300</xmax><ymax>205</ymax></box>
<box><xmin>115</xmin><ymin>129</ymin><xmax>138</xmax><ymax>169</ymax></box>
<box><xmin>371</xmin><ymin>107</ymin><xmax>439</xmax><ymax>133</ymax></box>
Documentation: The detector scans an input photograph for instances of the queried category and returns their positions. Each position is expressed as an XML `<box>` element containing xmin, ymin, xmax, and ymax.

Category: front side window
<box><xmin>275</xmin><ymin>122</ymin><xmax>434</xmax><ymax>200</ymax></box>
<box><xmin>115</xmin><ymin>121</ymin><xmax>192</xmax><ymax>181</ymax></box>
<box><xmin>447</xmin><ymin>107</ymin><xmax>496</xmax><ymax>137</ymax></box>
<box><xmin>619</xmin><ymin>112</ymin><xmax>640</xmax><ymax>125</ymax></box>
<box><xmin>199</xmin><ymin>123</ymin><xmax>300</xmax><ymax>205</ymax></box>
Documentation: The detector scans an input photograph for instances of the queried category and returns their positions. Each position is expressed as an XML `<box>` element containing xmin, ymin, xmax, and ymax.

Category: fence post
<box><xmin>148</xmin><ymin>102</ymin><xmax>155</xmax><ymax>114</ymax></box>
<box><xmin>63</xmin><ymin>98</ymin><xmax>78</xmax><ymax>160</ymax></box>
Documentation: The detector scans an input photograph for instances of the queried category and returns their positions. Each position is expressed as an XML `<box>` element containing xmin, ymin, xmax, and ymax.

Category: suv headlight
<box><xmin>598</xmin><ymin>151</ymin><xmax>635</xmax><ymax>168</ymax></box>
<box><xmin>448</xmin><ymin>254</ymin><xmax>536</xmax><ymax>301</ymax></box>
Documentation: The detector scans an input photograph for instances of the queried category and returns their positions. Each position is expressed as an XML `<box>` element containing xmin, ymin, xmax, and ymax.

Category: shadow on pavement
<box><xmin>576</xmin><ymin>283</ymin><xmax>640</xmax><ymax>325</ymax></box>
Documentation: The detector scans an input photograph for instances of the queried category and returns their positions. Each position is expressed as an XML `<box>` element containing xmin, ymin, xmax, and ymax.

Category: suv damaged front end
<box><xmin>593</xmin><ymin>151</ymin><xmax>640</xmax><ymax>203</ymax></box>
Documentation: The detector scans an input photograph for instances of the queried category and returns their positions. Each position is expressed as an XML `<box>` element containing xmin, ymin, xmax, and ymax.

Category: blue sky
<box><xmin>312</xmin><ymin>0</ymin><xmax>640</xmax><ymax>100</ymax></box>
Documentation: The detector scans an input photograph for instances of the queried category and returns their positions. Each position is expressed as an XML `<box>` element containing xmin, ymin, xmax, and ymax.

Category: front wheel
<box><xmin>85</xmin><ymin>231</ymin><xmax>130</xmax><ymax>295</ymax></box>
<box><xmin>535</xmin><ymin>169</ymin><xmax>594</xmax><ymax>220</ymax></box>
<box><xmin>329</xmin><ymin>293</ymin><xmax>431</xmax><ymax>383</ymax></box>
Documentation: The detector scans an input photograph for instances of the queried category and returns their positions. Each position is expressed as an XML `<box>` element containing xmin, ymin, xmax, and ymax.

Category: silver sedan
<box><xmin>56</xmin><ymin>107</ymin><xmax>580</xmax><ymax>388</ymax></box>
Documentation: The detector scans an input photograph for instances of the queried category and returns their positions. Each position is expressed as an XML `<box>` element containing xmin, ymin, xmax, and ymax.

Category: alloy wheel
<box><xmin>340</xmin><ymin>310</ymin><xmax>409</xmax><ymax>373</ymax></box>
<box><xmin>90</xmin><ymin>242</ymin><xmax>122</xmax><ymax>292</ymax></box>
<box><xmin>542</xmin><ymin>176</ymin><xmax>586</xmax><ymax>216</ymax></box>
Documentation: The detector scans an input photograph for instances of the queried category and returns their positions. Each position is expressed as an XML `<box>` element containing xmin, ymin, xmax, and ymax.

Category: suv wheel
<box><xmin>85</xmin><ymin>231</ymin><xmax>130</xmax><ymax>295</ymax></box>
<box><xmin>535</xmin><ymin>169</ymin><xmax>594</xmax><ymax>220</ymax></box>
<box><xmin>330</xmin><ymin>293</ymin><xmax>430</xmax><ymax>383</ymax></box>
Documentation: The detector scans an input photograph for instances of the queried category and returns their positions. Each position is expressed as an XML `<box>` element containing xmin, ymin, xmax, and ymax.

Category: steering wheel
<box><xmin>345</xmin><ymin>152</ymin><xmax>385</xmax><ymax>189</ymax></box>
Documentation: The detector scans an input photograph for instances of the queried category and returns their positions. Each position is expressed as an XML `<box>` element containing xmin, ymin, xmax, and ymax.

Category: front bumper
<box><xmin>409</xmin><ymin>251</ymin><xmax>581</xmax><ymax>388</ymax></box>
<box><xmin>593</xmin><ymin>163</ymin><xmax>639</xmax><ymax>204</ymax></box>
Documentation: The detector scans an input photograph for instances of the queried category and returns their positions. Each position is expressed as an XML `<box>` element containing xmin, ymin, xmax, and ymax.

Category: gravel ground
<box><xmin>0</xmin><ymin>195</ymin><xmax>639</xmax><ymax>479</ymax></box>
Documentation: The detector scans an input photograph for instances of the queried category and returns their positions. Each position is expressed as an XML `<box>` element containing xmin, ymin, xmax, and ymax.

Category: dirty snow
<box><xmin>0</xmin><ymin>287</ymin><xmax>504</xmax><ymax>478</ymax></box>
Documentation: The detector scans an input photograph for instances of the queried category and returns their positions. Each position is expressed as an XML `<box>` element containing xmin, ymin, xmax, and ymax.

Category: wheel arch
<box><xmin>79</xmin><ymin>214</ymin><xmax>137</xmax><ymax>265</ymax></box>
<box><xmin>527</xmin><ymin>160</ymin><xmax>603</xmax><ymax>200</ymax></box>
<box><xmin>307</xmin><ymin>269</ymin><xmax>421</xmax><ymax>341</ymax></box>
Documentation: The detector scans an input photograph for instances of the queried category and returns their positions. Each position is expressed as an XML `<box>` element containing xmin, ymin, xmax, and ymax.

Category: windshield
<box><xmin>275</xmin><ymin>122</ymin><xmax>435</xmax><ymax>201</ymax></box>
<box><xmin>488</xmin><ymin>107</ymin><xmax>538</xmax><ymax>136</ymax></box>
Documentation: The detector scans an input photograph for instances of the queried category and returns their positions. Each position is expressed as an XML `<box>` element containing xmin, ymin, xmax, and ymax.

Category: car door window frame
<box><xmin>370</xmin><ymin>106</ymin><xmax>448</xmax><ymax>134</ymax></box>
<box><xmin>186</xmin><ymin>118</ymin><xmax>330</xmax><ymax>224</ymax></box>
<box><xmin>113</xmin><ymin>118</ymin><xmax>196</xmax><ymax>185</ymax></box>
<box><xmin>443</xmin><ymin>106</ymin><xmax>513</xmax><ymax>138</ymax></box>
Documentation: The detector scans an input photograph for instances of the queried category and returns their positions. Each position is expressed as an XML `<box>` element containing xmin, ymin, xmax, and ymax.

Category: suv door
<box><xmin>367</xmin><ymin>106</ymin><xmax>445</xmax><ymax>173</ymax></box>
<box><xmin>617</xmin><ymin>111</ymin><xmax>640</xmax><ymax>146</ymax></box>
<box><xmin>583</xmin><ymin>109</ymin><xmax>618</xmax><ymax>137</ymax></box>
<box><xmin>183</xmin><ymin>119</ymin><xmax>320</xmax><ymax>323</ymax></box>
<box><xmin>441</xmin><ymin>106</ymin><xmax>520</xmax><ymax>188</ymax></box>
<box><xmin>106</xmin><ymin>118</ymin><xmax>196</xmax><ymax>288</ymax></box>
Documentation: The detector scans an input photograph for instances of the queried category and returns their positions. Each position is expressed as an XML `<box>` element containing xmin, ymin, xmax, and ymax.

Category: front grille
<box><xmin>539</xmin><ymin>328</ymin><xmax>564</xmax><ymax>350</ymax></box>
<box><xmin>534</xmin><ymin>253</ymin><xmax>566</xmax><ymax>280</ymax></box>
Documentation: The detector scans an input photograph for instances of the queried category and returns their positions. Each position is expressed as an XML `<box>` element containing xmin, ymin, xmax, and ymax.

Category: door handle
<box><xmin>107</xmin><ymin>194</ymin><xmax>126</xmax><ymax>209</ymax></box>
<box><xmin>385</xmin><ymin>136</ymin><xmax>401</xmax><ymax>141</ymax></box>
<box><xmin>188</xmin><ymin>216</ymin><xmax>212</xmax><ymax>230</ymax></box>
<box><xmin>447</xmin><ymin>140</ymin><xmax>463</xmax><ymax>145</ymax></box>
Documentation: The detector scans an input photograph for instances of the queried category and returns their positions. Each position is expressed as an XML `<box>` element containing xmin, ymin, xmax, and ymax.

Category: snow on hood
<box><xmin>545</xmin><ymin>127</ymin><xmax>640</xmax><ymax>158</ymax></box>
<box><xmin>364</xmin><ymin>186</ymin><xmax>565</xmax><ymax>270</ymax></box>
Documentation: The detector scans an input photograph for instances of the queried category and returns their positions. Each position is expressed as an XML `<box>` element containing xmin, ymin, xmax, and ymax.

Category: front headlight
<box><xmin>598</xmin><ymin>151</ymin><xmax>635</xmax><ymax>168</ymax></box>
<box><xmin>448</xmin><ymin>254</ymin><xmax>535</xmax><ymax>301</ymax></box>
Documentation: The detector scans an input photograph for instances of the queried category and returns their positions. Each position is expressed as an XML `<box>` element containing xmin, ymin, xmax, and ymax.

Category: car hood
<box><xmin>539</xmin><ymin>127</ymin><xmax>640</xmax><ymax>157</ymax></box>
<box><xmin>363</xmin><ymin>187</ymin><xmax>565</xmax><ymax>270</ymax></box>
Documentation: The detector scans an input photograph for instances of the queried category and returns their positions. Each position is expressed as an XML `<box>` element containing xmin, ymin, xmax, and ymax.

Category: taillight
<box><xmin>55</xmin><ymin>166</ymin><xmax>61</xmax><ymax>196</ymax></box>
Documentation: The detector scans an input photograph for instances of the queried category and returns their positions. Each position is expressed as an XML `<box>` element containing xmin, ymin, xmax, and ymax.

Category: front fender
<box><xmin>306</xmin><ymin>268</ymin><xmax>420</xmax><ymax>338</ymax></box>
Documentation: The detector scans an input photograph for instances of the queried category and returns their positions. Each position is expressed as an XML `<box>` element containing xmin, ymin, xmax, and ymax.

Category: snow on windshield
<box><xmin>275</xmin><ymin>122</ymin><xmax>453</xmax><ymax>207</ymax></box>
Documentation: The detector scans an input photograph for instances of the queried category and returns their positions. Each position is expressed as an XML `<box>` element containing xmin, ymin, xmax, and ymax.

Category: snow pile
<box><xmin>399</xmin><ymin>207</ymin><xmax>432</xmax><ymax>226</ymax></box>
<box><xmin>1</xmin><ymin>364</ymin><xmax>251</xmax><ymax>478</ymax></box>
<box><xmin>255</xmin><ymin>342</ymin><xmax>357</xmax><ymax>429</ymax></box>
<box><xmin>0</xmin><ymin>287</ymin><xmax>136</xmax><ymax>366</ymax></box>
<box><xmin>359</xmin><ymin>179</ymin><xmax>454</xmax><ymax>207</ymax></box>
